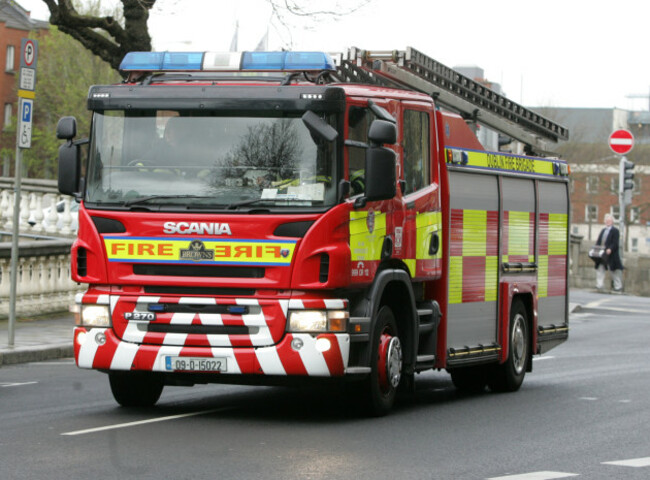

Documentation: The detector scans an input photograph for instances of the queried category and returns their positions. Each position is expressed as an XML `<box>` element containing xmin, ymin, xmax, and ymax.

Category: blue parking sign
<box><xmin>18</xmin><ymin>98</ymin><xmax>33</xmax><ymax>148</ymax></box>
<box><xmin>22</xmin><ymin>100</ymin><xmax>32</xmax><ymax>123</ymax></box>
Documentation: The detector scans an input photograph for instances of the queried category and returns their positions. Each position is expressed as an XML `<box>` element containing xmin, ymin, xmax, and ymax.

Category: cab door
<box><xmin>399</xmin><ymin>101</ymin><xmax>442</xmax><ymax>280</ymax></box>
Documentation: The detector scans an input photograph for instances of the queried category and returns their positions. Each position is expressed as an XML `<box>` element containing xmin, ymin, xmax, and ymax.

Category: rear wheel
<box><xmin>487</xmin><ymin>299</ymin><xmax>529</xmax><ymax>392</ymax></box>
<box><xmin>364</xmin><ymin>306</ymin><xmax>402</xmax><ymax>416</ymax></box>
<box><xmin>109</xmin><ymin>371</ymin><xmax>164</xmax><ymax>407</ymax></box>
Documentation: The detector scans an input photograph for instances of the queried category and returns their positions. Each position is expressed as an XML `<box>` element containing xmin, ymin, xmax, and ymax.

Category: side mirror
<box><xmin>57</xmin><ymin>116</ymin><xmax>77</xmax><ymax>140</ymax></box>
<box><xmin>58</xmin><ymin>142</ymin><xmax>81</xmax><ymax>196</ymax></box>
<box><xmin>364</xmin><ymin>146</ymin><xmax>396</xmax><ymax>201</ymax></box>
<box><xmin>368</xmin><ymin>119</ymin><xmax>397</xmax><ymax>145</ymax></box>
<box><xmin>302</xmin><ymin>111</ymin><xmax>338</xmax><ymax>143</ymax></box>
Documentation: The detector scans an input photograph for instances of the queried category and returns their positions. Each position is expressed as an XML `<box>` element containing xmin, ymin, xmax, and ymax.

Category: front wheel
<box><xmin>487</xmin><ymin>299</ymin><xmax>529</xmax><ymax>392</ymax></box>
<box><xmin>364</xmin><ymin>306</ymin><xmax>403</xmax><ymax>416</ymax></box>
<box><xmin>109</xmin><ymin>371</ymin><xmax>164</xmax><ymax>407</ymax></box>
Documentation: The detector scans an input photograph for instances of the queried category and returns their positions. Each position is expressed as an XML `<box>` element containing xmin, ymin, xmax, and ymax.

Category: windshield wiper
<box><xmin>123</xmin><ymin>194</ymin><xmax>207</xmax><ymax>207</ymax></box>
<box><xmin>225</xmin><ymin>197</ymin><xmax>266</xmax><ymax>209</ymax></box>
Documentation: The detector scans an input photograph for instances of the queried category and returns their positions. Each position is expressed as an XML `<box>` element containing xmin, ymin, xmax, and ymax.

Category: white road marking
<box><xmin>0</xmin><ymin>381</ymin><xmax>38</xmax><ymax>388</ymax></box>
<box><xmin>533</xmin><ymin>356</ymin><xmax>555</xmax><ymax>361</ymax></box>
<box><xmin>487</xmin><ymin>471</ymin><xmax>579</xmax><ymax>480</ymax></box>
<box><xmin>602</xmin><ymin>457</ymin><xmax>650</xmax><ymax>468</ymax></box>
<box><xmin>61</xmin><ymin>407</ymin><xmax>232</xmax><ymax>436</ymax></box>
<box><xmin>579</xmin><ymin>397</ymin><xmax>598</xmax><ymax>401</ymax></box>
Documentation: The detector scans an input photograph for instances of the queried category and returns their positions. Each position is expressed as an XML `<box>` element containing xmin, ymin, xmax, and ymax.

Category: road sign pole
<box><xmin>8</xmin><ymin>39</ymin><xmax>38</xmax><ymax>348</ymax></box>
<box><xmin>8</xmin><ymin>115</ymin><xmax>24</xmax><ymax>347</ymax></box>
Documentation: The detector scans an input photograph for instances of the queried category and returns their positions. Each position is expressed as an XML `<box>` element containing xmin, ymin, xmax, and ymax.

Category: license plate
<box><xmin>164</xmin><ymin>356</ymin><xmax>227</xmax><ymax>372</ymax></box>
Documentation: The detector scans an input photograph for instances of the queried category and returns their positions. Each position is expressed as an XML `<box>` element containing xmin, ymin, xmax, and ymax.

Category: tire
<box><xmin>487</xmin><ymin>299</ymin><xmax>529</xmax><ymax>392</ymax></box>
<box><xmin>364</xmin><ymin>306</ymin><xmax>403</xmax><ymax>416</ymax></box>
<box><xmin>109</xmin><ymin>371</ymin><xmax>164</xmax><ymax>407</ymax></box>
<box><xmin>450</xmin><ymin>366</ymin><xmax>487</xmax><ymax>394</ymax></box>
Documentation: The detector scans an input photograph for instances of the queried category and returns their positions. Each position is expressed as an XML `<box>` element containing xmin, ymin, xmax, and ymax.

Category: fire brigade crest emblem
<box><xmin>366</xmin><ymin>209</ymin><xmax>375</xmax><ymax>233</ymax></box>
<box><xmin>180</xmin><ymin>240</ymin><xmax>214</xmax><ymax>262</ymax></box>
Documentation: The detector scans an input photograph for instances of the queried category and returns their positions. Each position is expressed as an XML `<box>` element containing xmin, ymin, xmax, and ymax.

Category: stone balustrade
<box><xmin>0</xmin><ymin>177</ymin><xmax>77</xmax><ymax>238</ymax></box>
<box><xmin>0</xmin><ymin>177</ymin><xmax>82</xmax><ymax>318</ymax></box>
<box><xmin>0</xmin><ymin>239</ymin><xmax>82</xmax><ymax>318</ymax></box>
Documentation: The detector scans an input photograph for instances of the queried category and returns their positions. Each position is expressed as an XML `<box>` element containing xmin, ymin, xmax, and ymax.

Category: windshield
<box><xmin>85</xmin><ymin>111</ymin><xmax>338</xmax><ymax>209</ymax></box>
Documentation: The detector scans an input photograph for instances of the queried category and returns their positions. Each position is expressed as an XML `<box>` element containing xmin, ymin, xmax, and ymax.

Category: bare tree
<box><xmin>42</xmin><ymin>0</ymin><xmax>155</xmax><ymax>71</ymax></box>
<box><xmin>41</xmin><ymin>0</ymin><xmax>371</xmax><ymax>71</ymax></box>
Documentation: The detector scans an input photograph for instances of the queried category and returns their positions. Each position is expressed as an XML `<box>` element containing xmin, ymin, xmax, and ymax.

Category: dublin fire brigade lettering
<box><xmin>163</xmin><ymin>221</ymin><xmax>232</xmax><ymax>235</ymax></box>
<box><xmin>486</xmin><ymin>153</ymin><xmax>535</xmax><ymax>173</ymax></box>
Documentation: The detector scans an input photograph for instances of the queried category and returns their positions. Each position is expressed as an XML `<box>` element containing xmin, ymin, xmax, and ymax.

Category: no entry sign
<box><xmin>609</xmin><ymin>129</ymin><xmax>634</xmax><ymax>155</ymax></box>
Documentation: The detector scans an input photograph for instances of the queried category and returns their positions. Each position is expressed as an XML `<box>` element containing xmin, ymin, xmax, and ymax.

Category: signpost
<box><xmin>609</xmin><ymin>129</ymin><xmax>634</xmax><ymax>155</ymax></box>
<box><xmin>608</xmin><ymin>129</ymin><xmax>635</xmax><ymax>266</ymax></box>
<box><xmin>8</xmin><ymin>39</ymin><xmax>38</xmax><ymax>347</ymax></box>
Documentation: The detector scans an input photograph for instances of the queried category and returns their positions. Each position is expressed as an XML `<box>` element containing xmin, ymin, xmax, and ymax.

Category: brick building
<box><xmin>535</xmin><ymin>107</ymin><xmax>650</xmax><ymax>254</ymax></box>
<box><xmin>1</xmin><ymin>0</ymin><xmax>48</xmax><ymax>172</ymax></box>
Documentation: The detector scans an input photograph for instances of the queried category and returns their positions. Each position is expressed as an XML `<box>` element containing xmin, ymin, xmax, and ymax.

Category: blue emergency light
<box><xmin>119</xmin><ymin>50</ymin><xmax>336</xmax><ymax>73</ymax></box>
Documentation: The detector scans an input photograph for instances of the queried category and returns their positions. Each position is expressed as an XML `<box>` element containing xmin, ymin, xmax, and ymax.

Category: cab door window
<box><xmin>402</xmin><ymin>110</ymin><xmax>430</xmax><ymax>195</ymax></box>
<box><xmin>346</xmin><ymin>106</ymin><xmax>375</xmax><ymax>195</ymax></box>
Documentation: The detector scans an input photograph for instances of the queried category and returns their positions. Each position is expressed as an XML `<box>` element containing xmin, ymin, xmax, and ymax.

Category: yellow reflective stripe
<box><xmin>446</xmin><ymin>148</ymin><xmax>561</xmax><ymax>176</ymax></box>
<box><xmin>508</xmin><ymin>211</ymin><xmax>530</xmax><ymax>256</ymax></box>
<box><xmin>449</xmin><ymin>256</ymin><xmax>463</xmax><ymax>304</ymax></box>
<box><xmin>404</xmin><ymin>258</ymin><xmax>416</xmax><ymax>277</ymax></box>
<box><xmin>349</xmin><ymin>211</ymin><xmax>386</xmax><ymax>261</ymax></box>
<box><xmin>548</xmin><ymin>213</ymin><xmax>568</xmax><ymax>255</ymax></box>
<box><xmin>416</xmin><ymin>211</ymin><xmax>442</xmax><ymax>260</ymax></box>
<box><xmin>463</xmin><ymin>210</ymin><xmax>486</xmax><ymax>257</ymax></box>
<box><xmin>538</xmin><ymin>255</ymin><xmax>549</xmax><ymax>298</ymax></box>
<box><xmin>485</xmin><ymin>255</ymin><xmax>498</xmax><ymax>302</ymax></box>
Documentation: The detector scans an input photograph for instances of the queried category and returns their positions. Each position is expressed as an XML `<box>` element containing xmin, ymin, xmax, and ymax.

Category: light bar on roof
<box><xmin>120</xmin><ymin>50</ymin><xmax>336</xmax><ymax>73</ymax></box>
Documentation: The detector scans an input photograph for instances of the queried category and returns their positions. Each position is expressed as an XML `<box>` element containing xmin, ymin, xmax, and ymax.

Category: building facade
<box><xmin>536</xmin><ymin>107</ymin><xmax>650</xmax><ymax>254</ymax></box>
<box><xmin>0</xmin><ymin>0</ymin><xmax>48</xmax><ymax>173</ymax></box>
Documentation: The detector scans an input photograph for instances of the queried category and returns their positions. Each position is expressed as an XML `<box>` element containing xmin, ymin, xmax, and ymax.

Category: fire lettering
<box><xmin>110</xmin><ymin>242</ymin><xmax>174</xmax><ymax>257</ymax></box>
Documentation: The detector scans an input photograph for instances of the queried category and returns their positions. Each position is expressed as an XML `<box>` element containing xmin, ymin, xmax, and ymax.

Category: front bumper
<box><xmin>74</xmin><ymin>327</ymin><xmax>350</xmax><ymax>377</ymax></box>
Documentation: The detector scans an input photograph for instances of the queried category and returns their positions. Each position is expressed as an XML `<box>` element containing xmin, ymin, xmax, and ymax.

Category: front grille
<box><xmin>147</xmin><ymin>324</ymin><xmax>253</xmax><ymax>335</ymax></box>
<box><xmin>134</xmin><ymin>264</ymin><xmax>264</xmax><ymax>278</ymax></box>
<box><xmin>144</xmin><ymin>286</ymin><xmax>255</xmax><ymax>296</ymax></box>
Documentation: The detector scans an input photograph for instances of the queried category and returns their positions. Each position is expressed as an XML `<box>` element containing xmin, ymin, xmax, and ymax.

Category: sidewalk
<box><xmin>0</xmin><ymin>312</ymin><xmax>74</xmax><ymax>366</ymax></box>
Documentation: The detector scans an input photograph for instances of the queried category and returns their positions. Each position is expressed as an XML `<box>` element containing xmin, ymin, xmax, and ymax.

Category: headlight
<box><xmin>79</xmin><ymin>305</ymin><xmax>111</xmax><ymax>327</ymax></box>
<box><xmin>288</xmin><ymin>310</ymin><xmax>348</xmax><ymax>332</ymax></box>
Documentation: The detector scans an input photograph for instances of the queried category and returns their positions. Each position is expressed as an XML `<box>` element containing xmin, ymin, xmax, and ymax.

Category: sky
<box><xmin>18</xmin><ymin>0</ymin><xmax>650</xmax><ymax>110</ymax></box>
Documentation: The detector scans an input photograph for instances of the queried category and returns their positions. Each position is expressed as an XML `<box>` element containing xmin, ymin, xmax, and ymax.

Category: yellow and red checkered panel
<box><xmin>449</xmin><ymin>209</ymin><xmax>498</xmax><ymax>304</ymax></box>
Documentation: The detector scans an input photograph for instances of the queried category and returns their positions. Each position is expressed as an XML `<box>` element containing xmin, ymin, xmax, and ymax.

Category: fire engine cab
<box><xmin>57</xmin><ymin>48</ymin><xmax>570</xmax><ymax>415</ymax></box>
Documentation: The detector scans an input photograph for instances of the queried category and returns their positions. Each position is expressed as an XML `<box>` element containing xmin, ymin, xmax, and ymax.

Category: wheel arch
<box><xmin>509</xmin><ymin>292</ymin><xmax>535</xmax><ymax>373</ymax></box>
<box><xmin>350</xmin><ymin>268</ymin><xmax>418</xmax><ymax>373</ymax></box>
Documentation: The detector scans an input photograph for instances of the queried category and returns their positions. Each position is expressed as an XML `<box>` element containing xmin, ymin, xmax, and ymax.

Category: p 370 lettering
<box><xmin>124</xmin><ymin>312</ymin><xmax>156</xmax><ymax>321</ymax></box>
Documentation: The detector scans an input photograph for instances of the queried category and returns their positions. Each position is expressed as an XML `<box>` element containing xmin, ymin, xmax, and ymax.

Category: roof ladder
<box><xmin>336</xmin><ymin>47</ymin><xmax>569</xmax><ymax>156</ymax></box>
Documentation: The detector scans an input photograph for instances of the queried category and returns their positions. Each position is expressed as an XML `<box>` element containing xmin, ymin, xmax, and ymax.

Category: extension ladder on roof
<box><xmin>335</xmin><ymin>47</ymin><xmax>568</xmax><ymax>156</ymax></box>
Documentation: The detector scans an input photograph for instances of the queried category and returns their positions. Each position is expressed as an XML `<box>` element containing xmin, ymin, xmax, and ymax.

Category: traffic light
<box><xmin>619</xmin><ymin>158</ymin><xmax>635</xmax><ymax>202</ymax></box>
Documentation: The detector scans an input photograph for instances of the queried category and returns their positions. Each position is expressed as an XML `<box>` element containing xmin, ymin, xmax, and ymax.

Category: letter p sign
<box><xmin>18</xmin><ymin>98</ymin><xmax>33</xmax><ymax>148</ymax></box>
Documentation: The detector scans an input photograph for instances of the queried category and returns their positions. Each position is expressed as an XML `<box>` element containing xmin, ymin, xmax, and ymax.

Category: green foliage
<box><xmin>20</xmin><ymin>26</ymin><xmax>120</xmax><ymax>179</ymax></box>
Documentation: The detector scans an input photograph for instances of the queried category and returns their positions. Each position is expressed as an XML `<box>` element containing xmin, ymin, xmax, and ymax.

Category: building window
<box><xmin>630</xmin><ymin>206</ymin><xmax>640</xmax><ymax>223</ymax></box>
<box><xmin>3</xmin><ymin>103</ymin><xmax>11</xmax><ymax>129</ymax></box>
<box><xmin>5</xmin><ymin>45</ymin><xmax>15</xmax><ymax>72</ymax></box>
<box><xmin>586</xmin><ymin>204</ymin><xmax>598</xmax><ymax>222</ymax></box>
<box><xmin>611</xmin><ymin>205</ymin><xmax>620</xmax><ymax>222</ymax></box>
<box><xmin>611</xmin><ymin>177</ymin><xmax>618</xmax><ymax>194</ymax></box>
<box><xmin>586</xmin><ymin>175</ymin><xmax>599</xmax><ymax>193</ymax></box>
<box><xmin>633</xmin><ymin>177</ymin><xmax>641</xmax><ymax>195</ymax></box>
<box><xmin>631</xmin><ymin>238</ymin><xmax>638</xmax><ymax>253</ymax></box>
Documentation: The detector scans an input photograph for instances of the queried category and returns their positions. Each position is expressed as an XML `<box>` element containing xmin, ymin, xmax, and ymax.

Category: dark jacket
<box><xmin>594</xmin><ymin>226</ymin><xmax>624</xmax><ymax>271</ymax></box>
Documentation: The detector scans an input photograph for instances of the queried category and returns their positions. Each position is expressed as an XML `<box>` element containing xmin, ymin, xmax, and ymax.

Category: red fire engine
<box><xmin>57</xmin><ymin>47</ymin><xmax>570</xmax><ymax>415</ymax></box>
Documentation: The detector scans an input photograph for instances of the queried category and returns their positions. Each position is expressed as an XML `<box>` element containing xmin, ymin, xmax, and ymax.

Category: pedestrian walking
<box><xmin>594</xmin><ymin>213</ymin><xmax>623</xmax><ymax>292</ymax></box>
